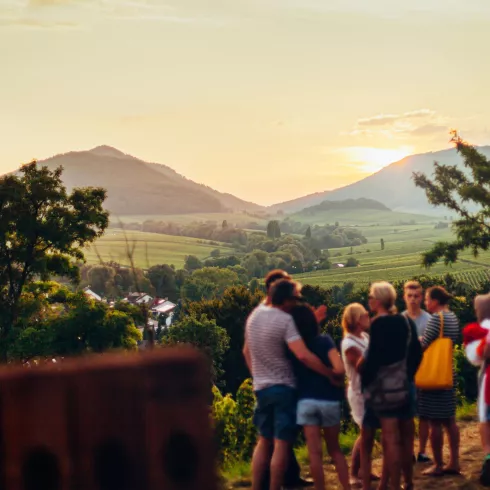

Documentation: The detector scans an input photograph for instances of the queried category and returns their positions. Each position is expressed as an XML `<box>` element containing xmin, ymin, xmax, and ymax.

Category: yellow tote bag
<box><xmin>415</xmin><ymin>312</ymin><xmax>453</xmax><ymax>390</ymax></box>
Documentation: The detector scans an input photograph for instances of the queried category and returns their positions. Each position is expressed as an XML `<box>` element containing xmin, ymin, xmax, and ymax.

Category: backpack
<box><xmin>363</xmin><ymin>317</ymin><xmax>412</xmax><ymax>411</ymax></box>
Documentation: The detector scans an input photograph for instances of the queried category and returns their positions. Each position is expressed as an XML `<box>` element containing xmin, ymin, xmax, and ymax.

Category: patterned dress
<box><xmin>418</xmin><ymin>311</ymin><xmax>460</xmax><ymax>420</ymax></box>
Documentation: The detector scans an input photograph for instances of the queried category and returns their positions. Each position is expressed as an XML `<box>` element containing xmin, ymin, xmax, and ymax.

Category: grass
<box><xmin>222</xmin><ymin>427</ymin><xmax>360</xmax><ymax>487</ymax></box>
<box><xmin>292</xmin><ymin>209</ymin><xmax>437</xmax><ymax>226</ymax></box>
<box><xmin>456</xmin><ymin>401</ymin><xmax>477</xmax><ymax>422</ymax></box>
<box><xmin>116</xmin><ymin>212</ymin><xmax>268</xmax><ymax>227</ymax></box>
<box><xmin>84</xmin><ymin>229</ymin><xmax>235</xmax><ymax>269</ymax></box>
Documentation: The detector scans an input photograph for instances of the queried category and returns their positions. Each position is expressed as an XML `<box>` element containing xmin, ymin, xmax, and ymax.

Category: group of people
<box><xmin>243</xmin><ymin>269</ymin><xmax>490</xmax><ymax>490</ymax></box>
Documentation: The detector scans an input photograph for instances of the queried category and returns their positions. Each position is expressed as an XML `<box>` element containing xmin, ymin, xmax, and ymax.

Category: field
<box><xmin>90</xmin><ymin>215</ymin><xmax>490</xmax><ymax>287</ymax></box>
<box><xmin>291</xmin><ymin>208</ymin><xmax>437</xmax><ymax>226</ymax></box>
<box><xmin>295</xmin><ymin>224</ymin><xmax>490</xmax><ymax>288</ymax></box>
<box><xmin>115</xmin><ymin>212</ymin><xmax>268</xmax><ymax>227</ymax></box>
<box><xmin>84</xmin><ymin>229</ymin><xmax>234</xmax><ymax>269</ymax></box>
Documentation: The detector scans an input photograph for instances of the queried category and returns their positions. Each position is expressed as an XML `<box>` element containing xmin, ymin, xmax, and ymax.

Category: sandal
<box><xmin>423</xmin><ymin>466</ymin><xmax>444</xmax><ymax>477</ymax></box>
<box><xmin>443</xmin><ymin>467</ymin><xmax>461</xmax><ymax>476</ymax></box>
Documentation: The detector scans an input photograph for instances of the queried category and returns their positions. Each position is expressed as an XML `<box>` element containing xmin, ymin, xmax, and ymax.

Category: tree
<box><xmin>380</xmin><ymin>238</ymin><xmax>385</xmax><ymax>251</ymax></box>
<box><xmin>345</xmin><ymin>257</ymin><xmax>359</xmax><ymax>268</ymax></box>
<box><xmin>88</xmin><ymin>265</ymin><xmax>115</xmax><ymax>297</ymax></box>
<box><xmin>222</xmin><ymin>220</ymin><xmax>228</xmax><ymax>230</ymax></box>
<box><xmin>181</xmin><ymin>267</ymin><xmax>240</xmax><ymax>302</ymax></box>
<box><xmin>184</xmin><ymin>286</ymin><xmax>263</xmax><ymax>393</ymax></box>
<box><xmin>413</xmin><ymin>132</ymin><xmax>490</xmax><ymax>266</ymax></box>
<box><xmin>210</xmin><ymin>248</ymin><xmax>221</xmax><ymax>258</ymax></box>
<box><xmin>0</xmin><ymin>162</ymin><xmax>108</xmax><ymax>358</ymax></box>
<box><xmin>184</xmin><ymin>255</ymin><xmax>203</xmax><ymax>272</ymax></box>
<box><xmin>147</xmin><ymin>264</ymin><xmax>178</xmax><ymax>300</ymax></box>
<box><xmin>266</xmin><ymin>220</ymin><xmax>281</xmax><ymax>240</ymax></box>
<box><xmin>305</xmin><ymin>226</ymin><xmax>312</xmax><ymax>239</ymax></box>
<box><xmin>163</xmin><ymin>314</ymin><xmax>229</xmax><ymax>384</ymax></box>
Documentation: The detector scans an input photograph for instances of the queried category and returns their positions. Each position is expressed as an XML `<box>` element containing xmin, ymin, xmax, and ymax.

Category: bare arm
<box><xmin>345</xmin><ymin>346</ymin><xmax>363</xmax><ymax>373</ymax></box>
<box><xmin>288</xmin><ymin>338</ymin><xmax>333</xmax><ymax>378</ymax></box>
<box><xmin>328</xmin><ymin>348</ymin><xmax>345</xmax><ymax>375</ymax></box>
<box><xmin>242</xmin><ymin>340</ymin><xmax>252</xmax><ymax>375</ymax></box>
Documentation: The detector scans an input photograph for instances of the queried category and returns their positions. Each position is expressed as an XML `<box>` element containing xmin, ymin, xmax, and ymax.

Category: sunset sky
<box><xmin>1</xmin><ymin>0</ymin><xmax>489</xmax><ymax>205</ymax></box>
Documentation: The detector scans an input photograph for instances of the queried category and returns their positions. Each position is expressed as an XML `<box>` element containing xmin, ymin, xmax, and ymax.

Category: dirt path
<box><xmin>322</xmin><ymin>421</ymin><xmax>486</xmax><ymax>489</ymax></box>
<box><xmin>229</xmin><ymin>420</ymin><xmax>488</xmax><ymax>489</ymax></box>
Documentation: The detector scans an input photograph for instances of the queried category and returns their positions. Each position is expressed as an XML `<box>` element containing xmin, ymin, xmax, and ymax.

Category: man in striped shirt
<box><xmin>243</xmin><ymin>276</ymin><xmax>334</xmax><ymax>490</ymax></box>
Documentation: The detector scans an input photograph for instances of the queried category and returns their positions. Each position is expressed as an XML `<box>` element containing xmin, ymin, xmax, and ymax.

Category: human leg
<box><xmin>423</xmin><ymin>419</ymin><xmax>444</xmax><ymax>476</ymax></box>
<box><xmin>351</xmin><ymin>435</ymin><xmax>362</xmax><ymax>481</ymax></box>
<box><xmin>442</xmin><ymin>417</ymin><xmax>460</xmax><ymax>473</ymax></box>
<box><xmin>304</xmin><ymin>426</ymin><xmax>325</xmax><ymax>490</ymax></box>
<box><xmin>380</xmin><ymin>417</ymin><xmax>402</xmax><ymax>490</ymax></box>
<box><xmin>323</xmin><ymin>425</ymin><xmax>351</xmax><ymax>490</ymax></box>
<box><xmin>399</xmin><ymin>418</ymin><xmax>415</xmax><ymax>488</ymax></box>
<box><xmin>252</xmin><ymin>437</ymin><xmax>274</xmax><ymax>490</ymax></box>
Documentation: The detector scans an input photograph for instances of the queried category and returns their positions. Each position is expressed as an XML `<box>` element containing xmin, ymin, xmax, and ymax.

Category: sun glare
<box><xmin>342</xmin><ymin>146</ymin><xmax>413</xmax><ymax>172</ymax></box>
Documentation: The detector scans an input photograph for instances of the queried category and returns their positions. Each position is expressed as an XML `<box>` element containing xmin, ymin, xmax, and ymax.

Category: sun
<box><xmin>342</xmin><ymin>146</ymin><xmax>413</xmax><ymax>173</ymax></box>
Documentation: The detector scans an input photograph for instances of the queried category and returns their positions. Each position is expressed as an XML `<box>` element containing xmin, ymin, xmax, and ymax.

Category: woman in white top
<box><xmin>341</xmin><ymin>303</ymin><xmax>386</xmax><ymax>489</ymax></box>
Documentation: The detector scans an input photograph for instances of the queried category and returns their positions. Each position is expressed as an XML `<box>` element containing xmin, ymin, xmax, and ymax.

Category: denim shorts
<box><xmin>297</xmin><ymin>399</ymin><xmax>341</xmax><ymax>427</ymax></box>
<box><xmin>253</xmin><ymin>385</ymin><xmax>297</xmax><ymax>442</ymax></box>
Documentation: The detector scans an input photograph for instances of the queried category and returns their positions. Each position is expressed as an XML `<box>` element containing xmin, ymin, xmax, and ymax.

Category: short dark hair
<box><xmin>270</xmin><ymin>279</ymin><xmax>300</xmax><ymax>306</ymax></box>
<box><xmin>265</xmin><ymin>269</ymin><xmax>290</xmax><ymax>292</ymax></box>
<box><xmin>289</xmin><ymin>304</ymin><xmax>319</xmax><ymax>346</ymax></box>
<box><xmin>427</xmin><ymin>286</ymin><xmax>453</xmax><ymax>306</ymax></box>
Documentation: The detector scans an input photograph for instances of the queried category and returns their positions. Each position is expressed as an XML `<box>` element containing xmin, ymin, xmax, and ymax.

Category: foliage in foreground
<box><xmin>0</xmin><ymin>162</ymin><xmax>109</xmax><ymax>359</ymax></box>
<box><xmin>414</xmin><ymin>132</ymin><xmax>490</xmax><ymax>267</ymax></box>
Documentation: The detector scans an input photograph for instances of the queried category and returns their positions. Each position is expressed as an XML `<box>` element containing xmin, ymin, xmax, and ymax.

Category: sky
<box><xmin>1</xmin><ymin>0</ymin><xmax>490</xmax><ymax>205</ymax></box>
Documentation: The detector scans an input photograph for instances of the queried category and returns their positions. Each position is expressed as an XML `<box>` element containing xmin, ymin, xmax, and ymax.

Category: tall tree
<box><xmin>0</xmin><ymin>162</ymin><xmax>108</xmax><ymax>357</ymax></box>
<box><xmin>266</xmin><ymin>220</ymin><xmax>281</xmax><ymax>240</ymax></box>
<box><xmin>413</xmin><ymin>132</ymin><xmax>490</xmax><ymax>266</ymax></box>
<box><xmin>305</xmin><ymin>226</ymin><xmax>312</xmax><ymax>239</ymax></box>
<box><xmin>222</xmin><ymin>220</ymin><xmax>228</xmax><ymax>230</ymax></box>
<box><xmin>380</xmin><ymin>238</ymin><xmax>385</xmax><ymax>251</ymax></box>
<box><xmin>147</xmin><ymin>264</ymin><xmax>178</xmax><ymax>300</ymax></box>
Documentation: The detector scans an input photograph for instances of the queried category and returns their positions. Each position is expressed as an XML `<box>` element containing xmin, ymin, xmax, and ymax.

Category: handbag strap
<box><xmin>439</xmin><ymin>312</ymin><xmax>445</xmax><ymax>338</ymax></box>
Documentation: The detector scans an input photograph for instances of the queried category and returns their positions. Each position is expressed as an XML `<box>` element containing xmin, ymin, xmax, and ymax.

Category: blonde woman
<box><xmin>341</xmin><ymin>304</ymin><xmax>385</xmax><ymax>488</ymax></box>
<box><xmin>360</xmin><ymin>282</ymin><xmax>422</xmax><ymax>490</ymax></box>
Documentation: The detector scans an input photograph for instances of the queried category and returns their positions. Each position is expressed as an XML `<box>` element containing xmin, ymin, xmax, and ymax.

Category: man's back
<box><xmin>246</xmin><ymin>304</ymin><xmax>300</xmax><ymax>391</ymax></box>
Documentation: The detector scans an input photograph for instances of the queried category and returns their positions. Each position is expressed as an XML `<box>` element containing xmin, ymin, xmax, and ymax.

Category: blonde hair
<box><xmin>475</xmin><ymin>293</ymin><xmax>490</xmax><ymax>323</ymax></box>
<box><xmin>342</xmin><ymin>303</ymin><xmax>367</xmax><ymax>335</ymax></box>
<box><xmin>370</xmin><ymin>281</ymin><xmax>397</xmax><ymax>314</ymax></box>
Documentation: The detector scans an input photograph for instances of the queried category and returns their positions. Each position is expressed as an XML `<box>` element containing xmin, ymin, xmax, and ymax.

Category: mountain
<box><xmin>296</xmin><ymin>198</ymin><xmax>391</xmax><ymax>215</ymax></box>
<box><xmin>270</xmin><ymin>146</ymin><xmax>490</xmax><ymax>215</ymax></box>
<box><xmin>27</xmin><ymin>146</ymin><xmax>263</xmax><ymax>216</ymax></box>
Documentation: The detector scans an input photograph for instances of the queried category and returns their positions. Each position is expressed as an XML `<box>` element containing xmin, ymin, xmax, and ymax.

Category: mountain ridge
<box><xmin>28</xmin><ymin>146</ymin><xmax>263</xmax><ymax>216</ymax></box>
<box><xmin>269</xmin><ymin>145</ymin><xmax>490</xmax><ymax>214</ymax></box>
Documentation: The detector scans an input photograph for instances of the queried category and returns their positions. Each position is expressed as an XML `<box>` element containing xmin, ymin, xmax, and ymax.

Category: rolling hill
<box><xmin>27</xmin><ymin>146</ymin><xmax>263</xmax><ymax>216</ymax></box>
<box><xmin>270</xmin><ymin>146</ymin><xmax>490</xmax><ymax>214</ymax></box>
<box><xmin>290</xmin><ymin>198</ymin><xmax>434</xmax><ymax>225</ymax></box>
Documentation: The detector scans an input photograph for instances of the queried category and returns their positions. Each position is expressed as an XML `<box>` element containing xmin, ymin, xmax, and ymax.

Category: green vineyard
<box><xmin>453</xmin><ymin>269</ymin><xmax>490</xmax><ymax>289</ymax></box>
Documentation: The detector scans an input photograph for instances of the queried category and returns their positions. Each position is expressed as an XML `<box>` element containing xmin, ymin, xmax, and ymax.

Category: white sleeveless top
<box><xmin>341</xmin><ymin>332</ymin><xmax>370</xmax><ymax>426</ymax></box>
<box><xmin>341</xmin><ymin>332</ymin><xmax>369</xmax><ymax>395</ymax></box>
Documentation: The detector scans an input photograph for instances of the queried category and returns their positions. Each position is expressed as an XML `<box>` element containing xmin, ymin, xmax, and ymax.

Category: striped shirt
<box><xmin>418</xmin><ymin>311</ymin><xmax>461</xmax><ymax>419</ymax></box>
<box><xmin>245</xmin><ymin>303</ymin><xmax>301</xmax><ymax>391</ymax></box>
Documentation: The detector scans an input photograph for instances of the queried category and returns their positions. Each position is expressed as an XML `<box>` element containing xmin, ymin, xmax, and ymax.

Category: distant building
<box><xmin>123</xmin><ymin>292</ymin><xmax>153</xmax><ymax>305</ymax></box>
<box><xmin>151</xmin><ymin>299</ymin><xmax>177</xmax><ymax>316</ymax></box>
<box><xmin>83</xmin><ymin>287</ymin><xmax>102</xmax><ymax>302</ymax></box>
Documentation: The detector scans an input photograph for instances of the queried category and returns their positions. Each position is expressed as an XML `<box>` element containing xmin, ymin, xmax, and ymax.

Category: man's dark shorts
<box><xmin>253</xmin><ymin>385</ymin><xmax>297</xmax><ymax>442</ymax></box>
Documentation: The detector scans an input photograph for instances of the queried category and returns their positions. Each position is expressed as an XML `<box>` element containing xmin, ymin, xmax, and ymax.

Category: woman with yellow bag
<box><xmin>417</xmin><ymin>286</ymin><xmax>461</xmax><ymax>477</ymax></box>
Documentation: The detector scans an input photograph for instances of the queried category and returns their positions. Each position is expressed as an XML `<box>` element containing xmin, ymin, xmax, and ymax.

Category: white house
<box><xmin>124</xmin><ymin>292</ymin><xmax>153</xmax><ymax>305</ymax></box>
<box><xmin>83</xmin><ymin>287</ymin><xmax>102</xmax><ymax>302</ymax></box>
